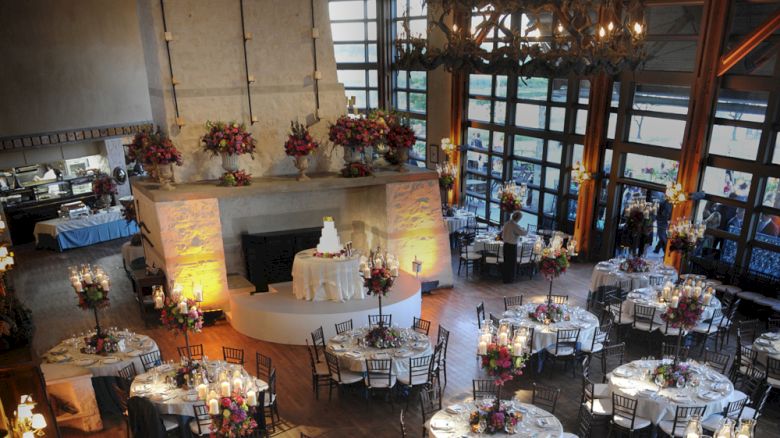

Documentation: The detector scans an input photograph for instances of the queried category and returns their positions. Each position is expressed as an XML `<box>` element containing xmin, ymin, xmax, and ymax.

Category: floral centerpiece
<box><xmin>313</xmin><ymin>249</ymin><xmax>347</xmax><ymax>259</ymax></box>
<box><xmin>436</xmin><ymin>163</ymin><xmax>456</xmax><ymax>191</ymax></box>
<box><xmin>621</xmin><ymin>199</ymin><xmax>657</xmax><ymax>256</ymax></box>
<box><xmin>527</xmin><ymin>303</ymin><xmax>565</xmax><ymax>324</ymax></box>
<box><xmin>469</xmin><ymin>401</ymin><xmax>521</xmax><ymax>434</ymax></box>
<box><xmin>284</xmin><ymin>121</ymin><xmax>319</xmax><ymax>181</ymax></box>
<box><xmin>384</xmin><ymin>118</ymin><xmax>416</xmax><ymax>171</ymax></box>
<box><xmin>92</xmin><ymin>173</ymin><xmax>117</xmax><ymax>208</ymax></box>
<box><xmin>202</xmin><ymin>121</ymin><xmax>257</xmax><ymax>181</ymax></box>
<box><xmin>174</xmin><ymin>361</ymin><xmax>201</xmax><ymax>388</ymax></box>
<box><xmin>129</xmin><ymin>131</ymin><xmax>183</xmax><ymax>189</ymax></box>
<box><xmin>651</xmin><ymin>362</ymin><xmax>693</xmax><ymax>388</ymax></box>
<box><xmin>211</xmin><ymin>391</ymin><xmax>258</xmax><ymax>438</ymax></box>
<box><xmin>498</xmin><ymin>182</ymin><xmax>523</xmax><ymax>213</ymax></box>
<box><xmin>619</xmin><ymin>256</ymin><xmax>650</xmax><ymax>273</ymax></box>
<box><xmin>668</xmin><ymin>220</ymin><xmax>705</xmax><ymax>255</ymax></box>
<box><xmin>363</xmin><ymin>266</ymin><xmax>395</xmax><ymax>297</ymax></box>
<box><xmin>81</xmin><ymin>330</ymin><xmax>118</xmax><ymax>355</ymax></box>
<box><xmin>160</xmin><ymin>295</ymin><xmax>204</xmax><ymax>362</ymax></box>
<box><xmin>538</xmin><ymin>248</ymin><xmax>570</xmax><ymax>281</ymax></box>
<box><xmin>364</xmin><ymin>325</ymin><xmax>400</xmax><ymax>348</ymax></box>
<box><xmin>219</xmin><ymin>170</ymin><xmax>252</xmax><ymax>187</ymax></box>
<box><xmin>70</xmin><ymin>266</ymin><xmax>110</xmax><ymax>332</ymax></box>
<box><xmin>329</xmin><ymin>115</ymin><xmax>387</xmax><ymax>176</ymax></box>
<box><xmin>661</xmin><ymin>295</ymin><xmax>705</xmax><ymax>364</ymax></box>
<box><xmin>480</xmin><ymin>343</ymin><xmax>526</xmax><ymax>385</ymax></box>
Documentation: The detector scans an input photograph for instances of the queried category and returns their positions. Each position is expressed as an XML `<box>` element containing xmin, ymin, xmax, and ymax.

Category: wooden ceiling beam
<box><xmin>717</xmin><ymin>7</ymin><xmax>780</xmax><ymax>76</ymax></box>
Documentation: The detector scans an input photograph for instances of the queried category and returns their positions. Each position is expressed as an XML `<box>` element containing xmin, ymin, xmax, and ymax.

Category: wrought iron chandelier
<box><xmin>396</xmin><ymin>0</ymin><xmax>647</xmax><ymax>76</ymax></box>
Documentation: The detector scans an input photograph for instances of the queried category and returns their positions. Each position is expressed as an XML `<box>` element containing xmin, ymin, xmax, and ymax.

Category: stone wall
<box><xmin>0</xmin><ymin>0</ymin><xmax>152</xmax><ymax>137</ymax></box>
<box><xmin>136</xmin><ymin>0</ymin><xmax>347</xmax><ymax>182</ymax></box>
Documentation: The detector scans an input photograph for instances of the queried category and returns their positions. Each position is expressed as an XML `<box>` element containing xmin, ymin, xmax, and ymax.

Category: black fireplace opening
<box><xmin>242</xmin><ymin>227</ymin><xmax>320</xmax><ymax>293</ymax></box>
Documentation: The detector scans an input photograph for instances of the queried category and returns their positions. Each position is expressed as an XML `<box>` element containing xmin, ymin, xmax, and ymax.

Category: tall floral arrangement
<box><xmin>70</xmin><ymin>265</ymin><xmax>110</xmax><ymax>333</ymax></box>
<box><xmin>363</xmin><ymin>267</ymin><xmax>395</xmax><ymax>297</ymax></box>
<box><xmin>160</xmin><ymin>297</ymin><xmax>204</xmax><ymax>334</ymax></box>
<box><xmin>328</xmin><ymin>115</ymin><xmax>387</xmax><ymax>150</ymax></box>
<box><xmin>437</xmin><ymin>163</ymin><xmax>456</xmax><ymax>191</ymax></box>
<box><xmin>668</xmin><ymin>220</ymin><xmax>705</xmax><ymax>255</ymax></box>
<box><xmin>660</xmin><ymin>295</ymin><xmax>704</xmax><ymax>330</ymax></box>
<box><xmin>538</xmin><ymin>250</ymin><xmax>570</xmax><ymax>280</ymax></box>
<box><xmin>201</xmin><ymin>121</ymin><xmax>257</xmax><ymax>157</ymax></box>
<box><xmin>498</xmin><ymin>185</ymin><xmax>521</xmax><ymax>212</ymax></box>
<box><xmin>622</xmin><ymin>199</ymin><xmax>656</xmax><ymax>254</ymax></box>
<box><xmin>128</xmin><ymin>131</ymin><xmax>183</xmax><ymax>167</ymax></box>
<box><xmin>480</xmin><ymin>343</ymin><xmax>526</xmax><ymax>385</ymax></box>
<box><xmin>283</xmin><ymin>121</ymin><xmax>319</xmax><ymax>157</ymax></box>
<box><xmin>211</xmin><ymin>391</ymin><xmax>258</xmax><ymax>438</ymax></box>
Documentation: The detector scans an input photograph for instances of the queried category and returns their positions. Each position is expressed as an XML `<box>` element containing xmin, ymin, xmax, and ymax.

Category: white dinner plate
<box><xmin>101</xmin><ymin>357</ymin><xmax>121</xmax><ymax>364</ymax></box>
<box><xmin>537</xmin><ymin>418</ymin><xmax>555</xmax><ymax>428</ymax></box>
<box><xmin>183</xmin><ymin>393</ymin><xmax>199</xmax><ymax>402</ymax></box>
<box><xmin>75</xmin><ymin>358</ymin><xmax>96</xmax><ymax>367</ymax></box>
<box><xmin>613</xmin><ymin>368</ymin><xmax>633</xmax><ymax>378</ymax></box>
<box><xmin>445</xmin><ymin>404</ymin><xmax>464</xmax><ymax>414</ymax></box>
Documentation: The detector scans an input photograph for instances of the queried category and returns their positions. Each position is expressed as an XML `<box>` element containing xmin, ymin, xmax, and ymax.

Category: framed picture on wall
<box><xmin>428</xmin><ymin>144</ymin><xmax>439</xmax><ymax>164</ymax></box>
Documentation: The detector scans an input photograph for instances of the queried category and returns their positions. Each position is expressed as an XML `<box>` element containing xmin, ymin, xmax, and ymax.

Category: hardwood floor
<box><xmin>10</xmin><ymin>238</ymin><xmax>779</xmax><ymax>437</ymax></box>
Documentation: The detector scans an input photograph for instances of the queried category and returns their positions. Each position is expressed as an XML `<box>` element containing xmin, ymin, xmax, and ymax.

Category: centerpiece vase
<box><xmin>546</xmin><ymin>279</ymin><xmax>554</xmax><ymax>306</ymax></box>
<box><xmin>343</xmin><ymin>145</ymin><xmax>363</xmax><ymax>164</ymax></box>
<box><xmin>377</xmin><ymin>295</ymin><xmax>383</xmax><ymax>320</ymax></box>
<box><xmin>673</xmin><ymin>329</ymin><xmax>684</xmax><ymax>367</ymax></box>
<box><xmin>221</xmin><ymin>152</ymin><xmax>240</xmax><ymax>172</ymax></box>
<box><xmin>294</xmin><ymin>155</ymin><xmax>310</xmax><ymax>181</ymax></box>
<box><xmin>100</xmin><ymin>194</ymin><xmax>112</xmax><ymax>209</ymax></box>
<box><xmin>157</xmin><ymin>164</ymin><xmax>175</xmax><ymax>191</ymax></box>
<box><xmin>395</xmin><ymin>147</ymin><xmax>409</xmax><ymax>173</ymax></box>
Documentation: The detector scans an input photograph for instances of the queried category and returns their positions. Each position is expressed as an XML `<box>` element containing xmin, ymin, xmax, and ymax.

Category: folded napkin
<box><xmin>430</xmin><ymin>420</ymin><xmax>451</xmax><ymax>430</ymax></box>
<box><xmin>372</xmin><ymin>352</ymin><xmax>390</xmax><ymax>360</ymax></box>
<box><xmin>445</xmin><ymin>404</ymin><xmax>464</xmax><ymax>414</ymax></box>
<box><xmin>345</xmin><ymin>351</ymin><xmax>362</xmax><ymax>358</ymax></box>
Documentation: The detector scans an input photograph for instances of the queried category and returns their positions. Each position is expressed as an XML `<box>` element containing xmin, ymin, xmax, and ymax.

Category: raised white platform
<box><xmin>226</xmin><ymin>272</ymin><xmax>422</xmax><ymax>345</ymax></box>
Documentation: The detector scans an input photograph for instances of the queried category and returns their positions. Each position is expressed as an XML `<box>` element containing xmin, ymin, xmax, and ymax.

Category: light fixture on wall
<box><xmin>13</xmin><ymin>395</ymin><xmax>47</xmax><ymax>437</ymax></box>
<box><xmin>571</xmin><ymin>161</ymin><xmax>592</xmax><ymax>185</ymax></box>
<box><xmin>665</xmin><ymin>181</ymin><xmax>687</xmax><ymax>205</ymax></box>
<box><xmin>396</xmin><ymin>0</ymin><xmax>646</xmax><ymax>76</ymax></box>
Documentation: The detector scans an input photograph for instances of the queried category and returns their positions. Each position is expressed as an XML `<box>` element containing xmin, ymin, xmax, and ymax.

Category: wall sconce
<box><xmin>193</xmin><ymin>283</ymin><xmax>204</xmax><ymax>303</ymax></box>
<box><xmin>665</xmin><ymin>181</ymin><xmax>687</xmax><ymax>205</ymax></box>
<box><xmin>13</xmin><ymin>395</ymin><xmax>47</xmax><ymax>437</ymax></box>
<box><xmin>412</xmin><ymin>255</ymin><xmax>422</xmax><ymax>279</ymax></box>
<box><xmin>153</xmin><ymin>285</ymin><xmax>165</xmax><ymax>310</ymax></box>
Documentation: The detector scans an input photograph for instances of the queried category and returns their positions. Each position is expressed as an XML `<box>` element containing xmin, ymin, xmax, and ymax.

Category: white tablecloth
<box><xmin>129</xmin><ymin>360</ymin><xmax>268</xmax><ymax>417</ymax></box>
<box><xmin>472</xmin><ymin>236</ymin><xmax>537</xmax><ymax>252</ymax></box>
<box><xmin>607</xmin><ymin>359</ymin><xmax>734</xmax><ymax>425</ymax></box>
<box><xmin>33</xmin><ymin>207</ymin><xmax>125</xmax><ymax>242</ymax></box>
<box><xmin>44</xmin><ymin>332</ymin><xmax>159</xmax><ymax>378</ymax></box>
<box><xmin>291</xmin><ymin>249</ymin><xmax>364</xmax><ymax>302</ymax></box>
<box><xmin>443</xmin><ymin>211</ymin><xmax>475</xmax><ymax>233</ymax></box>
<box><xmin>326</xmin><ymin>327</ymin><xmax>432</xmax><ymax>376</ymax></box>
<box><xmin>427</xmin><ymin>399</ymin><xmax>563</xmax><ymax>438</ymax></box>
<box><xmin>622</xmin><ymin>287</ymin><xmax>722</xmax><ymax>329</ymax></box>
<box><xmin>590</xmin><ymin>260</ymin><xmax>678</xmax><ymax>292</ymax></box>
<box><xmin>753</xmin><ymin>332</ymin><xmax>780</xmax><ymax>366</ymax></box>
<box><xmin>501</xmin><ymin>304</ymin><xmax>599</xmax><ymax>354</ymax></box>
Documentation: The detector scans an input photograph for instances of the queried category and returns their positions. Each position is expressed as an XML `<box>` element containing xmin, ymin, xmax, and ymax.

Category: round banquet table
<box><xmin>753</xmin><ymin>331</ymin><xmax>780</xmax><ymax>367</ymax></box>
<box><xmin>327</xmin><ymin>327</ymin><xmax>433</xmax><ymax>375</ymax></box>
<box><xmin>291</xmin><ymin>248</ymin><xmax>364</xmax><ymax>301</ymax></box>
<box><xmin>607</xmin><ymin>359</ymin><xmax>734</xmax><ymax>425</ymax></box>
<box><xmin>622</xmin><ymin>287</ymin><xmax>722</xmax><ymax>329</ymax></box>
<box><xmin>444</xmin><ymin>212</ymin><xmax>472</xmax><ymax>234</ymax></box>
<box><xmin>472</xmin><ymin>234</ymin><xmax>537</xmax><ymax>252</ymax></box>
<box><xmin>590</xmin><ymin>259</ymin><xmax>678</xmax><ymax>292</ymax></box>
<box><xmin>129</xmin><ymin>360</ymin><xmax>268</xmax><ymax>417</ymax></box>
<box><xmin>44</xmin><ymin>331</ymin><xmax>160</xmax><ymax>377</ymax></box>
<box><xmin>427</xmin><ymin>399</ymin><xmax>563</xmax><ymax>438</ymax></box>
<box><xmin>501</xmin><ymin>304</ymin><xmax>599</xmax><ymax>354</ymax></box>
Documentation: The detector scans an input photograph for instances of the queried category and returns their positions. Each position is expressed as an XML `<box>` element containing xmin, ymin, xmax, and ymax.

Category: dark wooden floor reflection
<box><xmin>11</xmin><ymin>239</ymin><xmax>778</xmax><ymax>437</ymax></box>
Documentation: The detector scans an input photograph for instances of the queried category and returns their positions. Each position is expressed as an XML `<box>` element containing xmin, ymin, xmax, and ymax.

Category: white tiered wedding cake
<box><xmin>316</xmin><ymin>217</ymin><xmax>343</xmax><ymax>255</ymax></box>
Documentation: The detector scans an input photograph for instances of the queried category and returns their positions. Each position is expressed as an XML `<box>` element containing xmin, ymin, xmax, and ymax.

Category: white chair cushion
<box><xmin>612</xmin><ymin>414</ymin><xmax>651</xmax><ymax>430</ymax></box>
<box><xmin>633</xmin><ymin>321</ymin><xmax>655</xmax><ymax>332</ymax></box>
<box><xmin>692</xmin><ymin>323</ymin><xmax>718</xmax><ymax>334</ymax></box>
<box><xmin>740</xmin><ymin>407</ymin><xmax>757</xmax><ymax>420</ymax></box>
<box><xmin>725</xmin><ymin>390</ymin><xmax>748</xmax><ymax>403</ymax></box>
<box><xmin>484</xmin><ymin>256</ymin><xmax>502</xmax><ymax>264</ymax></box>
<box><xmin>397</xmin><ymin>374</ymin><xmax>429</xmax><ymax>386</ymax></box>
<box><xmin>365</xmin><ymin>374</ymin><xmax>397</xmax><ymax>388</ymax></box>
<box><xmin>581</xmin><ymin>342</ymin><xmax>604</xmax><ymax>354</ymax></box>
<box><xmin>161</xmin><ymin>415</ymin><xmax>179</xmax><ymax>431</ymax></box>
<box><xmin>701</xmin><ymin>413</ymin><xmax>724</xmax><ymax>432</ymax></box>
<box><xmin>545</xmin><ymin>345</ymin><xmax>575</xmax><ymax>356</ymax></box>
<box><xmin>334</xmin><ymin>371</ymin><xmax>364</xmax><ymax>384</ymax></box>
<box><xmin>584</xmin><ymin>398</ymin><xmax>612</xmax><ymax>415</ymax></box>
<box><xmin>462</xmin><ymin>253</ymin><xmax>482</xmax><ymax>261</ymax></box>
<box><xmin>189</xmin><ymin>419</ymin><xmax>212</xmax><ymax>436</ymax></box>
<box><xmin>767</xmin><ymin>376</ymin><xmax>780</xmax><ymax>388</ymax></box>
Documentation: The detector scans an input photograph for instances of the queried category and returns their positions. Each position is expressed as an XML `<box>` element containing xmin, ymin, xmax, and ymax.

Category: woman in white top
<box><xmin>500</xmin><ymin>211</ymin><xmax>527</xmax><ymax>283</ymax></box>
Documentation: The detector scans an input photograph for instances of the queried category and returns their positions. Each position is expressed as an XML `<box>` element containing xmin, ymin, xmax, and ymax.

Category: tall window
<box><xmin>391</xmin><ymin>0</ymin><xmax>428</xmax><ymax>165</ymax></box>
<box><xmin>328</xmin><ymin>0</ymin><xmax>380</xmax><ymax>112</ymax></box>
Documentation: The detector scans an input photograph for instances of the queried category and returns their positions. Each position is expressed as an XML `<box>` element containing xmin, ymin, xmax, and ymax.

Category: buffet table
<box><xmin>501</xmin><ymin>304</ymin><xmax>599</xmax><ymax>354</ymax></box>
<box><xmin>291</xmin><ymin>248</ymin><xmax>364</xmax><ymax>301</ymax></box>
<box><xmin>427</xmin><ymin>399</ymin><xmax>563</xmax><ymax>437</ymax></box>
<box><xmin>590</xmin><ymin>259</ymin><xmax>677</xmax><ymax>291</ymax></box>
<box><xmin>34</xmin><ymin>206</ymin><xmax>139</xmax><ymax>251</ymax></box>
<box><xmin>327</xmin><ymin>327</ymin><xmax>432</xmax><ymax>375</ymax></box>
<box><xmin>607</xmin><ymin>359</ymin><xmax>734</xmax><ymax>425</ymax></box>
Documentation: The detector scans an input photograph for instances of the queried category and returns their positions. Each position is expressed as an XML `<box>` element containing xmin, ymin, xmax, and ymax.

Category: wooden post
<box><xmin>664</xmin><ymin>0</ymin><xmax>731</xmax><ymax>269</ymax></box>
<box><xmin>573</xmin><ymin>74</ymin><xmax>612</xmax><ymax>258</ymax></box>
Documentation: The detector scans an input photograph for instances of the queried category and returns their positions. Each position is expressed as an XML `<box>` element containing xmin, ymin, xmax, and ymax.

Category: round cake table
<box><xmin>291</xmin><ymin>248</ymin><xmax>364</xmax><ymax>301</ymax></box>
<box><xmin>501</xmin><ymin>304</ymin><xmax>599</xmax><ymax>354</ymax></box>
<box><xmin>607</xmin><ymin>359</ymin><xmax>734</xmax><ymax>425</ymax></box>
<box><xmin>326</xmin><ymin>327</ymin><xmax>432</xmax><ymax>375</ymax></box>
<box><xmin>427</xmin><ymin>399</ymin><xmax>563</xmax><ymax>437</ymax></box>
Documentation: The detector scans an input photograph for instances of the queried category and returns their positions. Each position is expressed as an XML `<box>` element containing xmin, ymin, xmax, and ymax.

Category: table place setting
<box><xmin>590</xmin><ymin>257</ymin><xmax>678</xmax><ymax>292</ymax></box>
<box><xmin>427</xmin><ymin>398</ymin><xmax>563</xmax><ymax>437</ymax></box>
<box><xmin>608</xmin><ymin>359</ymin><xmax>734</xmax><ymax>424</ymax></box>
<box><xmin>44</xmin><ymin>328</ymin><xmax>160</xmax><ymax>376</ymax></box>
<box><xmin>327</xmin><ymin>326</ymin><xmax>433</xmax><ymax>374</ymax></box>
<box><xmin>499</xmin><ymin>303</ymin><xmax>598</xmax><ymax>354</ymax></box>
<box><xmin>753</xmin><ymin>331</ymin><xmax>780</xmax><ymax>366</ymax></box>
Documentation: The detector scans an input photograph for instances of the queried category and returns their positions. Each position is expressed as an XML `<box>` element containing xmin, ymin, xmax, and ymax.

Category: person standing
<box><xmin>501</xmin><ymin>211</ymin><xmax>527</xmax><ymax>283</ymax></box>
<box><xmin>653</xmin><ymin>197</ymin><xmax>672</xmax><ymax>254</ymax></box>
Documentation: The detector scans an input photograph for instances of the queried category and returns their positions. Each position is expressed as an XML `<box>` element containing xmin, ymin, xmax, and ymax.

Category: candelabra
<box><xmin>571</xmin><ymin>161</ymin><xmax>592</xmax><ymax>185</ymax></box>
<box><xmin>532</xmin><ymin>234</ymin><xmax>576</xmax><ymax>305</ymax></box>
<box><xmin>665</xmin><ymin>182</ymin><xmax>687</xmax><ymax>205</ymax></box>
<box><xmin>12</xmin><ymin>395</ymin><xmax>47</xmax><ymax>437</ymax></box>
<box><xmin>359</xmin><ymin>246</ymin><xmax>400</xmax><ymax>319</ymax></box>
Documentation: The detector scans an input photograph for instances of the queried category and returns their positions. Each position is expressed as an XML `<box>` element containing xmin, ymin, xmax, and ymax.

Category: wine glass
<box><xmin>676</xmin><ymin>376</ymin><xmax>685</xmax><ymax>389</ymax></box>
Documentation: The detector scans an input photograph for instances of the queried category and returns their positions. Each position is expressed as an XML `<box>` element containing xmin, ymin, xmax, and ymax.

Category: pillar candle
<box><xmin>233</xmin><ymin>377</ymin><xmax>243</xmax><ymax>392</ymax></box>
<box><xmin>512</xmin><ymin>341</ymin><xmax>523</xmax><ymax>356</ymax></box>
<box><xmin>703</xmin><ymin>292</ymin><xmax>712</xmax><ymax>306</ymax></box>
<box><xmin>246</xmin><ymin>391</ymin><xmax>257</xmax><ymax>407</ymax></box>
<box><xmin>179</xmin><ymin>300</ymin><xmax>188</xmax><ymax>314</ymax></box>
<box><xmin>83</xmin><ymin>273</ymin><xmax>92</xmax><ymax>284</ymax></box>
<box><xmin>73</xmin><ymin>281</ymin><xmax>83</xmax><ymax>292</ymax></box>
<box><xmin>498</xmin><ymin>332</ymin><xmax>508</xmax><ymax>346</ymax></box>
<box><xmin>197</xmin><ymin>384</ymin><xmax>208</xmax><ymax>400</ymax></box>
<box><xmin>101</xmin><ymin>279</ymin><xmax>110</xmax><ymax>291</ymax></box>
<box><xmin>220</xmin><ymin>381</ymin><xmax>230</xmax><ymax>397</ymax></box>
<box><xmin>70</xmin><ymin>275</ymin><xmax>79</xmax><ymax>284</ymax></box>
<box><xmin>670</xmin><ymin>296</ymin><xmax>679</xmax><ymax>309</ymax></box>
<box><xmin>693</xmin><ymin>286</ymin><xmax>702</xmax><ymax>299</ymax></box>
<box><xmin>478</xmin><ymin>340</ymin><xmax>487</xmax><ymax>355</ymax></box>
<box><xmin>208</xmin><ymin>398</ymin><xmax>219</xmax><ymax>415</ymax></box>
